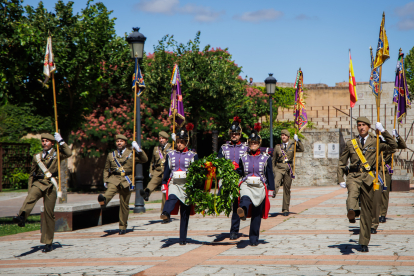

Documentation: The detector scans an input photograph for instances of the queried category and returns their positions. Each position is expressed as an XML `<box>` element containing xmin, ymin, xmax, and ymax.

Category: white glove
<box><xmin>379</xmin><ymin>135</ymin><xmax>385</xmax><ymax>142</ymax></box>
<box><xmin>171</xmin><ymin>133</ymin><xmax>176</xmax><ymax>141</ymax></box>
<box><xmin>104</xmin><ymin>183</ymin><xmax>108</xmax><ymax>188</ymax></box>
<box><xmin>268</xmin><ymin>190</ymin><xmax>274</xmax><ymax>196</ymax></box>
<box><xmin>339</xmin><ymin>182</ymin><xmax>346</xmax><ymax>188</ymax></box>
<box><xmin>132</xmin><ymin>141</ymin><xmax>142</xmax><ymax>152</ymax></box>
<box><xmin>376</xmin><ymin>122</ymin><xmax>385</xmax><ymax>133</ymax></box>
<box><xmin>294</xmin><ymin>134</ymin><xmax>299</xmax><ymax>142</ymax></box>
<box><xmin>149</xmin><ymin>173</ymin><xmax>152</xmax><ymax>178</ymax></box>
<box><xmin>393</xmin><ymin>129</ymin><xmax>399</xmax><ymax>137</ymax></box>
<box><xmin>54</xmin><ymin>132</ymin><xmax>64</xmax><ymax>145</ymax></box>
<box><xmin>161</xmin><ymin>184</ymin><xmax>167</xmax><ymax>193</ymax></box>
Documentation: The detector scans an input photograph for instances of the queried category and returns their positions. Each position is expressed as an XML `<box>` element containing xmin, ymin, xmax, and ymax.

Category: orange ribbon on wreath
<box><xmin>204</xmin><ymin>162</ymin><xmax>219</xmax><ymax>215</ymax></box>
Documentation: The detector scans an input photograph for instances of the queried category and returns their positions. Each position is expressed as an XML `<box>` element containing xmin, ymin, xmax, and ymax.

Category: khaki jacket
<box><xmin>272</xmin><ymin>139</ymin><xmax>304</xmax><ymax>171</ymax></box>
<box><xmin>29</xmin><ymin>143</ymin><xmax>72</xmax><ymax>191</ymax></box>
<box><xmin>337</xmin><ymin>130</ymin><xmax>397</xmax><ymax>184</ymax></box>
<box><xmin>103</xmin><ymin>148</ymin><xmax>148</xmax><ymax>188</ymax></box>
<box><xmin>381</xmin><ymin>135</ymin><xmax>407</xmax><ymax>174</ymax></box>
<box><xmin>149</xmin><ymin>143</ymin><xmax>172</xmax><ymax>177</ymax></box>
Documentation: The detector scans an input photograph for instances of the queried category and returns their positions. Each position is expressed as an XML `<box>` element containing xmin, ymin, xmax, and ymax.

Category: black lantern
<box><xmin>264</xmin><ymin>73</ymin><xmax>277</xmax><ymax>95</ymax></box>
<box><xmin>126</xmin><ymin>27</ymin><xmax>147</xmax><ymax>59</ymax></box>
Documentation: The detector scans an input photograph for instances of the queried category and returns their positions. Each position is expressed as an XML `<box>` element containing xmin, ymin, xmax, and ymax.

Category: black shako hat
<box><xmin>177</xmin><ymin>123</ymin><xmax>194</xmax><ymax>141</ymax></box>
<box><xmin>248</xmin><ymin>123</ymin><xmax>262</xmax><ymax>145</ymax></box>
<box><xmin>229</xmin><ymin>116</ymin><xmax>242</xmax><ymax>133</ymax></box>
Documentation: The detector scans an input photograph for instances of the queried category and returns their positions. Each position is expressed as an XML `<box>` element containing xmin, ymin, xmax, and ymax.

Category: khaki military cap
<box><xmin>159</xmin><ymin>131</ymin><xmax>169</xmax><ymax>139</ymax></box>
<box><xmin>356</xmin><ymin>117</ymin><xmax>371</xmax><ymax>125</ymax></box>
<box><xmin>115</xmin><ymin>134</ymin><xmax>128</xmax><ymax>141</ymax></box>
<box><xmin>41</xmin><ymin>133</ymin><xmax>55</xmax><ymax>141</ymax></box>
<box><xmin>281</xmin><ymin>129</ymin><xmax>290</xmax><ymax>136</ymax></box>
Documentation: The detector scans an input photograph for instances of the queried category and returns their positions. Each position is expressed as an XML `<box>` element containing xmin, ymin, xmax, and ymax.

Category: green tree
<box><xmin>0</xmin><ymin>0</ymin><xmax>130</xmax><ymax>139</ymax></box>
<box><xmin>405</xmin><ymin>46</ymin><xmax>414</xmax><ymax>99</ymax></box>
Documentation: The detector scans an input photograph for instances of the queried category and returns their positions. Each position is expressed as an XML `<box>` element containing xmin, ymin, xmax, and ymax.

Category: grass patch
<box><xmin>0</xmin><ymin>188</ymin><xmax>28</xmax><ymax>193</ymax></box>
<box><xmin>0</xmin><ymin>215</ymin><xmax>41</xmax><ymax>237</ymax></box>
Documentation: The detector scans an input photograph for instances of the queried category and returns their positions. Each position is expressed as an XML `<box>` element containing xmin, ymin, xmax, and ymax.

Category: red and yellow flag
<box><xmin>349</xmin><ymin>50</ymin><xmax>357</xmax><ymax>108</ymax></box>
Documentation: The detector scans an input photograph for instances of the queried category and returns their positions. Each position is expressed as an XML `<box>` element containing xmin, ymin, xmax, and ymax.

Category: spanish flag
<box><xmin>374</xmin><ymin>13</ymin><xmax>389</xmax><ymax>69</ymax></box>
<box><xmin>349</xmin><ymin>50</ymin><xmax>357</xmax><ymax>108</ymax></box>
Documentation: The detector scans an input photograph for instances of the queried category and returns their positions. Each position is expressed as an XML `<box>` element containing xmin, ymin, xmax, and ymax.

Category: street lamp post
<box><xmin>264</xmin><ymin>73</ymin><xmax>277</xmax><ymax>149</ymax></box>
<box><xmin>126</xmin><ymin>27</ymin><xmax>147</xmax><ymax>213</ymax></box>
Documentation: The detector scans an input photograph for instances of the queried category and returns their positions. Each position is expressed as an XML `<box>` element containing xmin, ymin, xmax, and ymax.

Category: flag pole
<box><xmin>132</xmin><ymin>58</ymin><xmax>138</xmax><ymax>186</ymax></box>
<box><xmin>375</xmin><ymin>64</ymin><xmax>382</xmax><ymax>190</ymax></box>
<box><xmin>392</xmin><ymin>48</ymin><xmax>402</xmax><ymax>172</ymax></box>
<box><xmin>51</xmin><ymin>71</ymin><xmax>62</xmax><ymax>197</ymax></box>
<box><xmin>172</xmin><ymin>86</ymin><xmax>177</xmax><ymax>149</ymax></box>
<box><xmin>292</xmin><ymin>68</ymin><xmax>300</xmax><ymax>176</ymax></box>
<box><xmin>350</xmin><ymin>49</ymin><xmax>353</xmax><ymax>140</ymax></box>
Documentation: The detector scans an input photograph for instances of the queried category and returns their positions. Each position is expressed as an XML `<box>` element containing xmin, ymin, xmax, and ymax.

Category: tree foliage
<box><xmin>405</xmin><ymin>46</ymin><xmax>414</xmax><ymax>99</ymax></box>
<box><xmin>0</xmin><ymin>0</ymin><xmax>130</xmax><ymax>139</ymax></box>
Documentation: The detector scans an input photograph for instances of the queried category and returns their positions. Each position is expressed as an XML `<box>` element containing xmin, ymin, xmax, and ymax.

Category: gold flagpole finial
<box><xmin>382</xmin><ymin>11</ymin><xmax>385</xmax><ymax>17</ymax></box>
<box><xmin>399</xmin><ymin>48</ymin><xmax>402</xmax><ymax>55</ymax></box>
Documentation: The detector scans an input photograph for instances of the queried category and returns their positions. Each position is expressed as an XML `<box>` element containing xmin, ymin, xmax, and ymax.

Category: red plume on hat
<box><xmin>186</xmin><ymin>123</ymin><xmax>194</xmax><ymax>131</ymax></box>
<box><xmin>233</xmin><ymin>116</ymin><xmax>241</xmax><ymax>123</ymax></box>
<box><xmin>254</xmin><ymin>122</ymin><xmax>261</xmax><ymax>132</ymax></box>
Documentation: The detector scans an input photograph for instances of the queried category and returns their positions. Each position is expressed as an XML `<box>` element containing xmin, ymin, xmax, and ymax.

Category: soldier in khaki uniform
<box><xmin>140</xmin><ymin>131</ymin><xmax>171</xmax><ymax>220</ymax></box>
<box><xmin>272</xmin><ymin>129</ymin><xmax>304</xmax><ymax>216</ymax></box>
<box><xmin>338</xmin><ymin>117</ymin><xmax>397</xmax><ymax>252</ymax></box>
<box><xmin>371</xmin><ymin>130</ymin><xmax>407</xmax><ymax>233</ymax></box>
<box><xmin>13</xmin><ymin>133</ymin><xmax>72</xmax><ymax>253</ymax></box>
<box><xmin>98</xmin><ymin>134</ymin><xmax>148</xmax><ymax>235</ymax></box>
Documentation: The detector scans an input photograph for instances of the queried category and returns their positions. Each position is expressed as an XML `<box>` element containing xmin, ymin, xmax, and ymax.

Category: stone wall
<box><xmin>293</xmin><ymin>129</ymin><xmax>341</xmax><ymax>187</ymax></box>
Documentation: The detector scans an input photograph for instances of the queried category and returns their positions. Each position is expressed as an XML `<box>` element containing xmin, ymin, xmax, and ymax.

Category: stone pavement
<box><xmin>0</xmin><ymin>191</ymin><xmax>163</xmax><ymax>218</ymax></box>
<box><xmin>0</xmin><ymin>186</ymin><xmax>413</xmax><ymax>275</ymax></box>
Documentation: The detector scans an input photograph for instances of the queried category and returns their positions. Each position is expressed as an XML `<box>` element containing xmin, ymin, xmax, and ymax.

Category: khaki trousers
<box><xmin>274</xmin><ymin>169</ymin><xmax>293</xmax><ymax>213</ymax></box>
<box><xmin>19</xmin><ymin>185</ymin><xmax>56</xmax><ymax>244</ymax></box>
<box><xmin>346</xmin><ymin>173</ymin><xmax>374</xmax><ymax>246</ymax></box>
<box><xmin>147</xmin><ymin>174</ymin><xmax>166</xmax><ymax>212</ymax></box>
<box><xmin>380</xmin><ymin>174</ymin><xmax>392</xmax><ymax>217</ymax></box>
<box><xmin>372</xmin><ymin>172</ymin><xmax>391</xmax><ymax>229</ymax></box>
<box><xmin>104</xmin><ymin>184</ymin><xmax>131</xmax><ymax>230</ymax></box>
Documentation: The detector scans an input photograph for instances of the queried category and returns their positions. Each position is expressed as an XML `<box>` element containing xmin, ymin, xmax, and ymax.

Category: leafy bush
<box><xmin>21</xmin><ymin>138</ymin><xmax>43</xmax><ymax>155</ymax></box>
<box><xmin>9</xmin><ymin>168</ymin><xmax>30</xmax><ymax>190</ymax></box>
<box><xmin>0</xmin><ymin>104</ymin><xmax>53</xmax><ymax>142</ymax></box>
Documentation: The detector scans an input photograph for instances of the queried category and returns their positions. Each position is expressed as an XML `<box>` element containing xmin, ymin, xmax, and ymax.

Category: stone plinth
<box><xmin>293</xmin><ymin>129</ymin><xmax>341</xmax><ymax>187</ymax></box>
<box><xmin>40</xmin><ymin>199</ymin><xmax>120</xmax><ymax>232</ymax></box>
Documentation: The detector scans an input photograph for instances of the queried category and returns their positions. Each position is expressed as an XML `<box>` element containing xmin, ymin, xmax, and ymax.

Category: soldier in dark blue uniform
<box><xmin>217</xmin><ymin>116</ymin><xmax>248</xmax><ymax>240</ymax></box>
<box><xmin>236</xmin><ymin>125</ymin><xmax>275</xmax><ymax>246</ymax></box>
<box><xmin>160</xmin><ymin>125</ymin><xmax>198</xmax><ymax>245</ymax></box>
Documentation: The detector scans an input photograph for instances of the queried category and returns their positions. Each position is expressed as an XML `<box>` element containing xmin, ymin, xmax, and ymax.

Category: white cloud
<box><xmin>179</xmin><ymin>4</ymin><xmax>224</xmax><ymax>22</ymax></box>
<box><xmin>395</xmin><ymin>2</ymin><xmax>414</xmax><ymax>30</ymax></box>
<box><xmin>233</xmin><ymin>9</ymin><xmax>283</xmax><ymax>23</ymax></box>
<box><xmin>135</xmin><ymin>0</ymin><xmax>224</xmax><ymax>22</ymax></box>
<box><xmin>137</xmin><ymin>0</ymin><xmax>179</xmax><ymax>15</ymax></box>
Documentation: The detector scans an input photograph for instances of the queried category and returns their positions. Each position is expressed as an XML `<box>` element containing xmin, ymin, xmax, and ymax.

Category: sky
<box><xmin>29</xmin><ymin>0</ymin><xmax>414</xmax><ymax>86</ymax></box>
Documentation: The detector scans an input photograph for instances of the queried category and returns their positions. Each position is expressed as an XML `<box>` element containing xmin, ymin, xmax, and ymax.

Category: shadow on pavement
<box><xmin>328</xmin><ymin>240</ymin><xmax>379</xmax><ymax>255</ymax></box>
<box><xmin>268</xmin><ymin>212</ymin><xmax>297</xmax><ymax>218</ymax></box>
<box><xmin>236</xmin><ymin>239</ymin><xmax>269</xmax><ymax>249</ymax></box>
<box><xmin>14</xmin><ymin>242</ymin><xmax>72</xmax><ymax>257</ymax></box>
<box><xmin>160</xmin><ymin>238</ymin><xmax>206</xmax><ymax>248</ymax></box>
<box><xmin>141</xmin><ymin>218</ymin><xmax>178</xmax><ymax>226</ymax></box>
<box><xmin>348</xmin><ymin>226</ymin><xmax>360</xmax><ymax>235</ymax></box>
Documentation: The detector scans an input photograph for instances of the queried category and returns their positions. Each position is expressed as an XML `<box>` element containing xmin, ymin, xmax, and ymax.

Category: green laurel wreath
<box><xmin>185</xmin><ymin>154</ymin><xmax>240</xmax><ymax>217</ymax></box>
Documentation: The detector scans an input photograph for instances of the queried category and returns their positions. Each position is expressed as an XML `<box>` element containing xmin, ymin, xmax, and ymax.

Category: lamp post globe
<box><xmin>126</xmin><ymin>27</ymin><xmax>147</xmax><ymax>59</ymax></box>
<box><xmin>264</xmin><ymin>73</ymin><xmax>277</xmax><ymax>149</ymax></box>
<box><xmin>264</xmin><ymin>73</ymin><xmax>277</xmax><ymax>95</ymax></box>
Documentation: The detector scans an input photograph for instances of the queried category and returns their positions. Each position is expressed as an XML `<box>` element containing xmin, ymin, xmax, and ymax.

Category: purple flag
<box><xmin>169</xmin><ymin>64</ymin><xmax>185</xmax><ymax>127</ymax></box>
<box><xmin>393</xmin><ymin>52</ymin><xmax>411</xmax><ymax>124</ymax></box>
<box><xmin>294</xmin><ymin>69</ymin><xmax>308</xmax><ymax>132</ymax></box>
